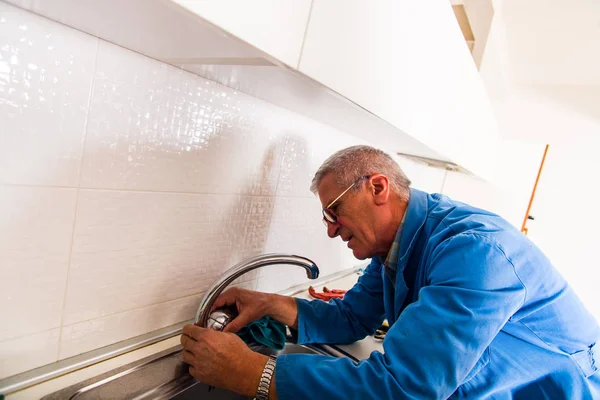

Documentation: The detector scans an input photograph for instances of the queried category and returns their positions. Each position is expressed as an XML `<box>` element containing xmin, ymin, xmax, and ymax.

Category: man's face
<box><xmin>317</xmin><ymin>174</ymin><xmax>378</xmax><ymax>260</ymax></box>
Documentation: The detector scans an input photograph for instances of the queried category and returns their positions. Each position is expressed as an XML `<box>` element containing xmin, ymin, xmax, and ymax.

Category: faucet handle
<box><xmin>206</xmin><ymin>309</ymin><xmax>233</xmax><ymax>331</ymax></box>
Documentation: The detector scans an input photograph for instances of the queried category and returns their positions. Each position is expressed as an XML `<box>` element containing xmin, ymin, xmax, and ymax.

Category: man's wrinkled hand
<box><xmin>180</xmin><ymin>324</ymin><xmax>267</xmax><ymax>396</ymax></box>
<box><xmin>210</xmin><ymin>287</ymin><xmax>269</xmax><ymax>333</ymax></box>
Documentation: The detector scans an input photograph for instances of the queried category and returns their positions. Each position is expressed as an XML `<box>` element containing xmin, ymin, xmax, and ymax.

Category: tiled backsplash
<box><xmin>0</xmin><ymin>3</ymin><xmax>445</xmax><ymax>378</ymax></box>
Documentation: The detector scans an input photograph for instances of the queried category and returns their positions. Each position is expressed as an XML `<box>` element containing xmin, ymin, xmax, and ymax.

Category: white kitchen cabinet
<box><xmin>3</xmin><ymin>0</ymin><xmax>263</xmax><ymax>61</ymax></box>
<box><xmin>299</xmin><ymin>0</ymin><xmax>499</xmax><ymax>179</ymax></box>
<box><xmin>172</xmin><ymin>0</ymin><xmax>312</xmax><ymax>68</ymax></box>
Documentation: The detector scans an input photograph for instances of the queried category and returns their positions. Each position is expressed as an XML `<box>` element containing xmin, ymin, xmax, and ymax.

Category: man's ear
<box><xmin>370</xmin><ymin>174</ymin><xmax>390</xmax><ymax>205</ymax></box>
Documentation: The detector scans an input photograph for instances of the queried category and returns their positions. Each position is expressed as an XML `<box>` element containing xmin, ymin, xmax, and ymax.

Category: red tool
<box><xmin>308</xmin><ymin>286</ymin><xmax>347</xmax><ymax>301</ymax></box>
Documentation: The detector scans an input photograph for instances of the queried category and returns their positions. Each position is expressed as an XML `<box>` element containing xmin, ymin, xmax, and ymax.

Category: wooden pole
<box><xmin>521</xmin><ymin>144</ymin><xmax>550</xmax><ymax>235</ymax></box>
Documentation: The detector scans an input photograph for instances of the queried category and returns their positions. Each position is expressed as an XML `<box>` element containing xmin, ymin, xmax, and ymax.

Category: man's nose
<box><xmin>327</xmin><ymin>221</ymin><xmax>340</xmax><ymax>238</ymax></box>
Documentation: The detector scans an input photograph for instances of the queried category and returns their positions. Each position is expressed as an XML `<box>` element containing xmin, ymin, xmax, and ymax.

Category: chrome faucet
<box><xmin>195</xmin><ymin>254</ymin><xmax>320</xmax><ymax>328</ymax></box>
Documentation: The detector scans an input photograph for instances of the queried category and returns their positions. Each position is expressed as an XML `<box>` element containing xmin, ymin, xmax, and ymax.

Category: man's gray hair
<box><xmin>310</xmin><ymin>145</ymin><xmax>411</xmax><ymax>200</ymax></box>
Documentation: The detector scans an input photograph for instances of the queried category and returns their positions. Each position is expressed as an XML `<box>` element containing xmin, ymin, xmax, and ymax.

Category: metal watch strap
<box><xmin>254</xmin><ymin>355</ymin><xmax>277</xmax><ymax>400</ymax></box>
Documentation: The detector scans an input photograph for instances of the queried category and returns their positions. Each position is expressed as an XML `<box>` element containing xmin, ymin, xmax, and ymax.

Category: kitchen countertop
<box><xmin>7</xmin><ymin>270</ymin><xmax>383</xmax><ymax>399</ymax></box>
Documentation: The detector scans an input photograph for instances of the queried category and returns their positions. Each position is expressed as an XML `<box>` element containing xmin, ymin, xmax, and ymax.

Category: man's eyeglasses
<box><xmin>322</xmin><ymin>175</ymin><xmax>370</xmax><ymax>226</ymax></box>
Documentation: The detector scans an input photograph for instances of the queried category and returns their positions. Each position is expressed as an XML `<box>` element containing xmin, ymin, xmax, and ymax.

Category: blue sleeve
<box><xmin>276</xmin><ymin>234</ymin><xmax>527</xmax><ymax>399</ymax></box>
<box><xmin>294</xmin><ymin>259</ymin><xmax>385</xmax><ymax>345</ymax></box>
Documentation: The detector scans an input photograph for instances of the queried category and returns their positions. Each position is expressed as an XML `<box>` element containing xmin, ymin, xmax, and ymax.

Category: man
<box><xmin>181</xmin><ymin>145</ymin><xmax>600</xmax><ymax>399</ymax></box>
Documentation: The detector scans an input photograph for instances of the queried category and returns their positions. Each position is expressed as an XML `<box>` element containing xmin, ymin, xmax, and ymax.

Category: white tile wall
<box><xmin>0</xmin><ymin>4</ymin><xmax>96</xmax><ymax>187</ymax></box>
<box><xmin>0</xmin><ymin>329</ymin><xmax>60</xmax><ymax>379</ymax></box>
<box><xmin>59</xmin><ymin>294</ymin><xmax>202</xmax><ymax>359</ymax></box>
<box><xmin>0</xmin><ymin>3</ymin><xmax>447</xmax><ymax>379</ymax></box>
<box><xmin>275</xmin><ymin>127</ymin><xmax>368</xmax><ymax>198</ymax></box>
<box><xmin>62</xmin><ymin>190</ymin><xmax>273</xmax><ymax>325</ymax></box>
<box><xmin>258</xmin><ymin>196</ymin><xmax>356</xmax><ymax>293</ymax></box>
<box><xmin>0</xmin><ymin>186</ymin><xmax>76</xmax><ymax>342</ymax></box>
<box><xmin>81</xmin><ymin>42</ymin><xmax>285</xmax><ymax>196</ymax></box>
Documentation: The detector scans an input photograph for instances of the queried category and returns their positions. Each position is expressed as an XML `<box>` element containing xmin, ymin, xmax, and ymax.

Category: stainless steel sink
<box><xmin>41</xmin><ymin>341</ymin><xmax>352</xmax><ymax>400</ymax></box>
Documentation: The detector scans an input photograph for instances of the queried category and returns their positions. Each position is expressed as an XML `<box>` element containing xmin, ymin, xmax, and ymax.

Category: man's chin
<box><xmin>352</xmin><ymin>248</ymin><xmax>368</xmax><ymax>260</ymax></box>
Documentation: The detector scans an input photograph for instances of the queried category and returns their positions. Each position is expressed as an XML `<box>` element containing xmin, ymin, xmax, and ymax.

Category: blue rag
<box><xmin>236</xmin><ymin>316</ymin><xmax>286</xmax><ymax>350</ymax></box>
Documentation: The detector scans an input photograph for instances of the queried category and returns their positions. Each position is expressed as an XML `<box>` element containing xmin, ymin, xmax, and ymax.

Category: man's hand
<box><xmin>211</xmin><ymin>287</ymin><xmax>300</xmax><ymax>332</ymax></box>
<box><xmin>211</xmin><ymin>287</ymin><xmax>270</xmax><ymax>333</ymax></box>
<box><xmin>181</xmin><ymin>324</ymin><xmax>268</xmax><ymax>396</ymax></box>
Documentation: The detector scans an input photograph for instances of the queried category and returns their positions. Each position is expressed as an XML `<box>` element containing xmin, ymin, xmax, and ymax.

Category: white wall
<box><xmin>445</xmin><ymin>1</ymin><xmax>600</xmax><ymax>324</ymax></box>
<box><xmin>441</xmin><ymin>138</ymin><xmax>544</xmax><ymax>230</ymax></box>
<box><xmin>496</xmin><ymin>86</ymin><xmax>600</xmax><ymax>324</ymax></box>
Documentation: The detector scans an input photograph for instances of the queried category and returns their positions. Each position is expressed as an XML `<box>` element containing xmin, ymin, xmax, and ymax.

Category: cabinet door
<box><xmin>173</xmin><ymin>0</ymin><xmax>312</xmax><ymax>67</ymax></box>
<box><xmin>299</xmin><ymin>0</ymin><xmax>499</xmax><ymax>178</ymax></box>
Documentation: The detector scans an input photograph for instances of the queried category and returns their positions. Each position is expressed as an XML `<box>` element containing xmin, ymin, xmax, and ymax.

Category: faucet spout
<box><xmin>195</xmin><ymin>254</ymin><xmax>320</xmax><ymax>327</ymax></box>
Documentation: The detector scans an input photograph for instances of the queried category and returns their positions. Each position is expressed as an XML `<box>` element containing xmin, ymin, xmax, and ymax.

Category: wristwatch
<box><xmin>255</xmin><ymin>355</ymin><xmax>277</xmax><ymax>400</ymax></box>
